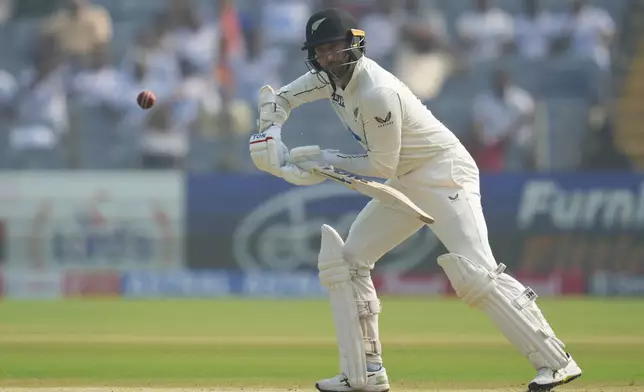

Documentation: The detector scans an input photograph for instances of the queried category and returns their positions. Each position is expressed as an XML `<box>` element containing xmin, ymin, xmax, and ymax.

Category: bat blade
<box><xmin>312</xmin><ymin>166</ymin><xmax>434</xmax><ymax>224</ymax></box>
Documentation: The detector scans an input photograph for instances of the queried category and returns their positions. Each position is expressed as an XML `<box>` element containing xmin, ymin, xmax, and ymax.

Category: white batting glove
<box><xmin>280</xmin><ymin>164</ymin><xmax>325</xmax><ymax>186</ymax></box>
<box><xmin>249</xmin><ymin>125</ymin><xmax>289</xmax><ymax>177</ymax></box>
<box><xmin>289</xmin><ymin>145</ymin><xmax>328</xmax><ymax>170</ymax></box>
<box><xmin>280</xmin><ymin>145</ymin><xmax>327</xmax><ymax>186</ymax></box>
<box><xmin>290</xmin><ymin>145</ymin><xmax>344</xmax><ymax>170</ymax></box>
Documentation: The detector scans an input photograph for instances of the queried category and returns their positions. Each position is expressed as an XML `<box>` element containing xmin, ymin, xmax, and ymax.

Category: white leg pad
<box><xmin>437</xmin><ymin>253</ymin><xmax>569</xmax><ymax>370</ymax></box>
<box><xmin>353</xmin><ymin>270</ymin><xmax>382</xmax><ymax>363</ymax></box>
<box><xmin>318</xmin><ymin>224</ymin><xmax>368</xmax><ymax>388</ymax></box>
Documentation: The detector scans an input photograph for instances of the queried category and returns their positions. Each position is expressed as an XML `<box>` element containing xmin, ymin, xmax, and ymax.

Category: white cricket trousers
<box><xmin>343</xmin><ymin>143</ymin><xmax>497</xmax><ymax>271</ymax></box>
<box><xmin>343</xmin><ymin>143</ymin><xmax>501</xmax><ymax>365</ymax></box>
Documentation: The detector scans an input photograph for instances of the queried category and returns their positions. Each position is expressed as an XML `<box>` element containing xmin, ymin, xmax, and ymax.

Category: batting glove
<box><xmin>249</xmin><ymin>125</ymin><xmax>289</xmax><ymax>177</ymax></box>
<box><xmin>280</xmin><ymin>145</ymin><xmax>327</xmax><ymax>186</ymax></box>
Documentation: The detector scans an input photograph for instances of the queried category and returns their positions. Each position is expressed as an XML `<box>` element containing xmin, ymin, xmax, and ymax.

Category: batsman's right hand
<box><xmin>249</xmin><ymin>125</ymin><xmax>289</xmax><ymax>177</ymax></box>
<box><xmin>279</xmin><ymin>145</ymin><xmax>326</xmax><ymax>186</ymax></box>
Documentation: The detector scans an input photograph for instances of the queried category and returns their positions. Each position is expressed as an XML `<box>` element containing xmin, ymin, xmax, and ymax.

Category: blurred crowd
<box><xmin>0</xmin><ymin>0</ymin><xmax>632</xmax><ymax>172</ymax></box>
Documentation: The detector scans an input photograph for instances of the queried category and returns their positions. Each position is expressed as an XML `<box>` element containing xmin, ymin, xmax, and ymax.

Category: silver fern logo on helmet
<box><xmin>311</xmin><ymin>17</ymin><xmax>326</xmax><ymax>33</ymax></box>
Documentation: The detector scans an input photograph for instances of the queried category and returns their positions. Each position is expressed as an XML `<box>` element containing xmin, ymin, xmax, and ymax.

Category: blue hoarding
<box><xmin>186</xmin><ymin>172</ymin><xmax>644</xmax><ymax>277</ymax></box>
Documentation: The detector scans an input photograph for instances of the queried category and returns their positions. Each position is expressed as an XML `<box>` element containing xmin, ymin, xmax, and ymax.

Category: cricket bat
<box><xmin>311</xmin><ymin>165</ymin><xmax>434</xmax><ymax>224</ymax></box>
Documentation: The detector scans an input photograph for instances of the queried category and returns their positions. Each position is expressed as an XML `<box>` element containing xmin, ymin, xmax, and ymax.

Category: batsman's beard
<box><xmin>325</xmin><ymin>63</ymin><xmax>353</xmax><ymax>84</ymax></box>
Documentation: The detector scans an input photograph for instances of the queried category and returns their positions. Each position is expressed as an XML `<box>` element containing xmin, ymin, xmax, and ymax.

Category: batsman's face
<box><xmin>314</xmin><ymin>40</ymin><xmax>350</xmax><ymax>76</ymax></box>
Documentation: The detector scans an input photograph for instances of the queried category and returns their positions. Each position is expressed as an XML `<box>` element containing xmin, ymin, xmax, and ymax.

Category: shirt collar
<box><xmin>343</xmin><ymin>56</ymin><xmax>365</xmax><ymax>94</ymax></box>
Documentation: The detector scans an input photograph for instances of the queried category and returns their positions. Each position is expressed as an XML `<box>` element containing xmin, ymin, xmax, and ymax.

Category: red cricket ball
<box><xmin>137</xmin><ymin>90</ymin><xmax>156</xmax><ymax>110</ymax></box>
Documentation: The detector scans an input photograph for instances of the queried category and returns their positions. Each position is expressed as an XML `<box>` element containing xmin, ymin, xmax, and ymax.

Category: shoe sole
<box><xmin>315</xmin><ymin>383</ymin><xmax>390</xmax><ymax>392</ymax></box>
<box><xmin>527</xmin><ymin>372</ymin><xmax>582</xmax><ymax>391</ymax></box>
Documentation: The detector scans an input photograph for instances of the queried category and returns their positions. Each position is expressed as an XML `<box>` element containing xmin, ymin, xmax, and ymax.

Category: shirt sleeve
<box><xmin>323</xmin><ymin>152</ymin><xmax>382</xmax><ymax>178</ymax></box>
<box><xmin>275</xmin><ymin>71</ymin><xmax>333</xmax><ymax>112</ymax></box>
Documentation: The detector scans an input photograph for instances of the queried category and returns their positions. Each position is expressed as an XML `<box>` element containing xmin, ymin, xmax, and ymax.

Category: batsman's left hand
<box><xmin>249</xmin><ymin>132</ymin><xmax>325</xmax><ymax>186</ymax></box>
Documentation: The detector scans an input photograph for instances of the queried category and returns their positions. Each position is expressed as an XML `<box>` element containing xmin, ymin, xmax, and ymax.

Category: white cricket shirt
<box><xmin>275</xmin><ymin>56</ymin><xmax>460</xmax><ymax>178</ymax></box>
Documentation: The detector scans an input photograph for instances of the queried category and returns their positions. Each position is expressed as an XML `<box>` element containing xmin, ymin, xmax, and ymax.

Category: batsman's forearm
<box><xmin>324</xmin><ymin>152</ymin><xmax>384</xmax><ymax>178</ymax></box>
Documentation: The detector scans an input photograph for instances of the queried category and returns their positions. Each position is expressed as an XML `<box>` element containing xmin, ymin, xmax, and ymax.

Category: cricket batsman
<box><xmin>248</xmin><ymin>8</ymin><xmax>582</xmax><ymax>392</ymax></box>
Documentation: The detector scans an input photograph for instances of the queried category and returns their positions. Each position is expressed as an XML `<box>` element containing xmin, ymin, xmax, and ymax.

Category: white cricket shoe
<box><xmin>315</xmin><ymin>367</ymin><xmax>390</xmax><ymax>392</ymax></box>
<box><xmin>528</xmin><ymin>354</ymin><xmax>582</xmax><ymax>391</ymax></box>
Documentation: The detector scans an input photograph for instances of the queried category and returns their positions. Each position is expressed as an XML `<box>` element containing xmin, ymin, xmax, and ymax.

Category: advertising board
<box><xmin>0</xmin><ymin>171</ymin><xmax>185</xmax><ymax>271</ymax></box>
<box><xmin>187</xmin><ymin>172</ymin><xmax>644</xmax><ymax>296</ymax></box>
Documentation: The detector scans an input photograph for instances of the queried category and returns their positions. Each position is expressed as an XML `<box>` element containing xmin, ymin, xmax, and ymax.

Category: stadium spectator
<box><xmin>456</xmin><ymin>0</ymin><xmax>514</xmax><ymax>62</ymax></box>
<box><xmin>139</xmin><ymin>56</ymin><xmax>224</xmax><ymax>171</ymax></box>
<box><xmin>0</xmin><ymin>0</ymin><xmax>629</xmax><ymax>172</ymax></box>
<box><xmin>7</xmin><ymin>36</ymin><xmax>68</xmax><ymax>169</ymax></box>
<box><xmin>469</xmin><ymin>68</ymin><xmax>536</xmax><ymax>172</ymax></box>
<box><xmin>172</xmin><ymin>57</ymin><xmax>220</xmax><ymax>135</ymax></box>
<box><xmin>41</xmin><ymin>0</ymin><xmax>112</xmax><ymax>67</ymax></box>
<box><xmin>563</xmin><ymin>0</ymin><xmax>615</xmax><ymax>71</ymax></box>
<box><xmin>393</xmin><ymin>0</ymin><xmax>456</xmax><ymax>101</ymax></box>
<box><xmin>139</xmin><ymin>101</ymin><xmax>185</xmax><ymax>170</ymax></box>
<box><xmin>514</xmin><ymin>0</ymin><xmax>566</xmax><ymax>60</ymax></box>
<box><xmin>70</xmin><ymin>44</ymin><xmax>125</xmax><ymax>113</ymax></box>
<box><xmin>69</xmin><ymin>44</ymin><xmax>131</xmax><ymax>168</ymax></box>
<box><xmin>121</xmin><ymin>21</ymin><xmax>180</xmax><ymax>103</ymax></box>
<box><xmin>562</xmin><ymin>0</ymin><xmax>616</xmax><ymax>103</ymax></box>
<box><xmin>162</xmin><ymin>0</ymin><xmax>221</xmax><ymax>75</ymax></box>
<box><xmin>120</xmin><ymin>56</ymin><xmax>174</xmax><ymax>146</ymax></box>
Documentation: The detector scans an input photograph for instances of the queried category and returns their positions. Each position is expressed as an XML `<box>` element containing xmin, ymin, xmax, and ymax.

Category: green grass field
<box><xmin>0</xmin><ymin>297</ymin><xmax>642</xmax><ymax>392</ymax></box>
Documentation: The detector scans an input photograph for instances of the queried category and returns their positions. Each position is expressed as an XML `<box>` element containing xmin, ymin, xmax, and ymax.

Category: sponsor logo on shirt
<box><xmin>374</xmin><ymin>111</ymin><xmax>393</xmax><ymax>127</ymax></box>
<box><xmin>332</xmin><ymin>92</ymin><xmax>345</xmax><ymax>108</ymax></box>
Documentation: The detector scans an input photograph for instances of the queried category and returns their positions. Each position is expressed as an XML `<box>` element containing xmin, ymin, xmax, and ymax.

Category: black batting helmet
<box><xmin>301</xmin><ymin>8</ymin><xmax>365</xmax><ymax>83</ymax></box>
